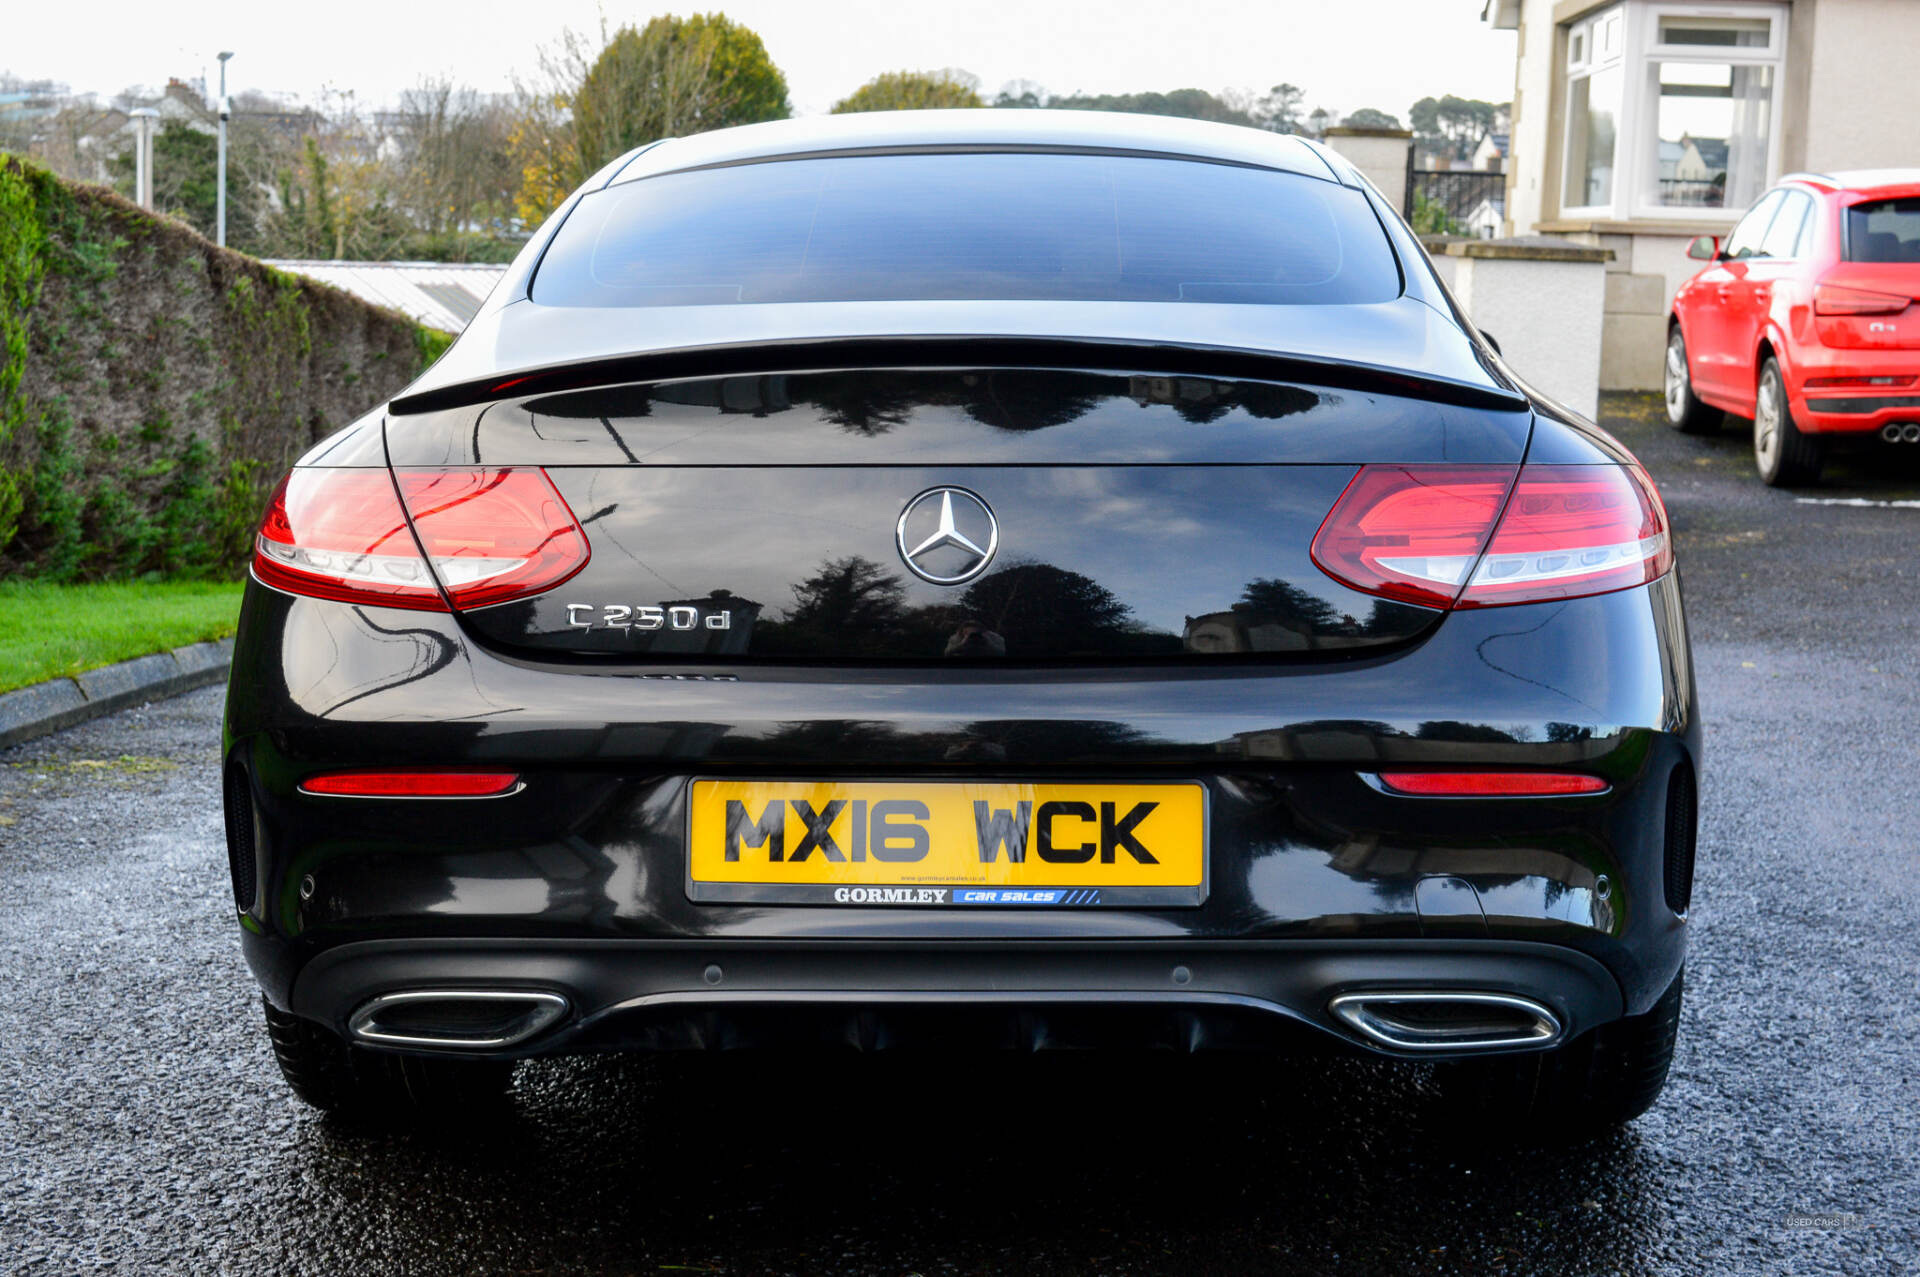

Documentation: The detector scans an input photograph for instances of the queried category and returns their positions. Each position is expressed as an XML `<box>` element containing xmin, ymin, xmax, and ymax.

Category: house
<box><xmin>1471</xmin><ymin>130</ymin><xmax>1510</xmax><ymax>172</ymax></box>
<box><xmin>1480</xmin><ymin>0</ymin><xmax>1920</xmax><ymax>390</ymax></box>
<box><xmin>1464</xmin><ymin>196</ymin><xmax>1507</xmax><ymax>238</ymax></box>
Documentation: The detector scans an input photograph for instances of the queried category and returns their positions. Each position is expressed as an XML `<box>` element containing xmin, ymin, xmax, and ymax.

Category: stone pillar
<box><xmin>1320</xmin><ymin>126</ymin><xmax>1413</xmax><ymax>213</ymax></box>
<box><xmin>1442</xmin><ymin>237</ymin><xmax>1612</xmax><ymax>420</ymax></box>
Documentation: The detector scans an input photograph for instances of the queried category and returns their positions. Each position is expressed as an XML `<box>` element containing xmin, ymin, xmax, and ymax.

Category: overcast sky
<box><xmin>10</xmin><ymin>0</ymin><xmax>1516</xmax><ymax>120</ymax></box>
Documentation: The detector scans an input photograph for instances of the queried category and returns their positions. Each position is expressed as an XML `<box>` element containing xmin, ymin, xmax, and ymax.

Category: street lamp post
<box><xmin>128</xmin><ymin>108</ymin><xmax>158</xmax><ymax>210</ymax></box>
<box><xmin>216</xmin><ymin>51</ymin><xmax>233</xmax><ymax>248</ymax></box>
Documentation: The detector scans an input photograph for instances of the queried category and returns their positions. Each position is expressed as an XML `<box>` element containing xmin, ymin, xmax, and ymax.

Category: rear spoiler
<box><xmin>388</xmin><ymin>335</ymin><xmax>1529</xmax><ymax>417</ymax></box>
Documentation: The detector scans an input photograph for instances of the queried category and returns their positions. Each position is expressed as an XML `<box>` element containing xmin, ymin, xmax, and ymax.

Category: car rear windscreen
<box><xmin>532</xmin><ymin>152</ymin><xmax>1402</xmax><ymax>308</ymax></box>
<box><xmin>1845</xmin><ymin>198</ymin><xmax>1920</xmax><ymax>262</ymax></box>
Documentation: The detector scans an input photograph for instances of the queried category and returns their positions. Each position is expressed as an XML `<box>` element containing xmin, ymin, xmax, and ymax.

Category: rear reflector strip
<box><xmin>300</xmin><ymin>771</ymin><xmax>523</xmax><ymax>798</ymax></box>
<box><xmin>1377</xmin><ymin>772</ymin><xmax>1609</xmax><ymax>797</ymax></box>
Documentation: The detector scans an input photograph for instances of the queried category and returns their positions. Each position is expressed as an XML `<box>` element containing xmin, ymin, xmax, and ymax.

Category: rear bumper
<box><xmin>224</xmin><ymin>573</ymin><xmax>1699</xmax><ymax>1048</ymax></box>
<box><xmin>276</xmin><ymin>935</ymin><xmax>1624</xmax><ymax>1062</ymax></box>
<box><xmin>1795</xmin><ymin>392</ymin><xmax>1920</xmax><ymax>434</ymax></box>
<box><xmin>1787</xmin><ymin>349</ymin><xmax>1920</xmax><ymax>433</ymax></box>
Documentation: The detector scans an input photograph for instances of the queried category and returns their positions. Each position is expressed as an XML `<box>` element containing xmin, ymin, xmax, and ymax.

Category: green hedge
<box><xmin>0</xmin><ymin>153</ymin><xmax>448</xmax><ymax>581</ymax></box>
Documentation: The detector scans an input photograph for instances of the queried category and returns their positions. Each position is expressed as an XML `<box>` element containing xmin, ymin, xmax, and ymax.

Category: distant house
<box><xmin>1472</xmin><ymin>131</ymin><xmax>1510</xmax><ymax>172</ymax></box>
<box><xmin>1480</xmin><ymin>0</ymin><xmax>1920</xmax><ymax>390</ymax></box>
<box><xmin>1464</xmin><ymin>196</ymin><xmax>1506</xmax><ymax>238</ymax></box>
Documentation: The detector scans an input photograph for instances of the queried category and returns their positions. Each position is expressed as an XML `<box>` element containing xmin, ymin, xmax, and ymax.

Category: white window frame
<box><xmin>1624</xmin><ymin>2</ymin><xmax>1789</xmax><ymax>221</ymax></box>
<box><xmin>1560</xmin><ymin>4</ymin><xmax>1626</xmax><ymax>218</ymax></box>
<box><xmin>1558</xmin><ymin>0</ymin><xmax>1789</xmax><ymax>222</ymax></box>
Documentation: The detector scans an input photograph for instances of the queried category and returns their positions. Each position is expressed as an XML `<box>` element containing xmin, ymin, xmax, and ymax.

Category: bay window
<box><xmin>1560</xmin><ymin>2</ymin><xmax>1787</xmax><ymax>221</ymax></box>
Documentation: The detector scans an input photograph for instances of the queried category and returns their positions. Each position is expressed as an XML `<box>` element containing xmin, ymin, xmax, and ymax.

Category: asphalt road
<box><xmin>3</xmin><ymin>396</ymin><xmax>1918</xmax><ymax>1275</ymax></box>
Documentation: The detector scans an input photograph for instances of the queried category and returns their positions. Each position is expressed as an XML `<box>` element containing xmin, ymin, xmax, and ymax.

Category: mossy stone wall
<box><xmin>0</xmin><ymin>153</ymin><xmax>447</xmax><ymax>580</ymax></box>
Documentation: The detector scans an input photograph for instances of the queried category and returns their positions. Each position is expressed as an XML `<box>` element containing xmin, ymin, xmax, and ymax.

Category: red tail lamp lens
<box><xmin>255</xmin><ymin>470</ymin><xmax>446</xmax><ymax>610</ymax></box>
<box><xmin>300</xmin><ymin>770</ymin><xmax>522</xmax><ymax>797</ymax></box>
<box><xmin>394</xmin><ymin>468</ymin><xmax>590</xmax><ymax>610</ymax></box>
<box><xmin>254</xmin><ymin>468</ymin><xmax>589</xmax><ymax>611</ymax></box>
<box><xmin>1309</xmin><ymin>467</ymin><xmax>1516</xmax><ymax>609</ymax></box>
<box><xmin>1813</xmin><ymin>283</ymin><xmax>1911</xmax><ymax>316</ymax></box>
<box><xmin>1457</xmin><ymin>465</ymin><xmax>1671</xmax><ymax>607</ymax></box>
<box><xmin>1379</xmin><ymin>772</ymin><xmax>1609</xmax><ymax>796</ymax></box>
<box><xmin>1312</xmin><ymin>463</ymin><xmax>1671</xmax><ymax>610</ymax></box>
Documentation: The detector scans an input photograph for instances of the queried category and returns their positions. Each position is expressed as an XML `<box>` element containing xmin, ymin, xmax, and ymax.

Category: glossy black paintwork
<box><xmin>384</xmin><ymin>366</ymin><xmax>1527</xmax><ymax>660</ymax></box>
<box><xmin>386</xmin><ymin>367</ymin><xmax>1532</xmax><ymax>468</ymax></box>
<box><xmin>226</xmin><ymin>570</ymin><xmax>1697</xmax><ymax>1025</ymax></box>
<box><xmin>479</xmin><ymin>465</ymin><xmax>1435</xmax><ymax>660</ymax></box>
<box><xmin>225</xmin><ymin>121</ymin><xmax>1695</xmax><ymax>1059</ymax></box>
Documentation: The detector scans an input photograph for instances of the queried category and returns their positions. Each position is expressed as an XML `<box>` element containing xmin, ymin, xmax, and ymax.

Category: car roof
<box><xmin>600</xmin><ymin>109</ymin><xmax>1349</xmax><ymax>189</ymax></box>
<box><xmin>1783</xmin><ymin>168</ymin><xmax>1920</xmax><ymax>197</ymax></box>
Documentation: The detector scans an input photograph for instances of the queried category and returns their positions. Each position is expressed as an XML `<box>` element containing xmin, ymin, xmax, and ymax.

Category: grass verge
<box><xmin>0</xmin><ymin>580</ymin><xmax>245</xmax><ymax>694</ymax></box>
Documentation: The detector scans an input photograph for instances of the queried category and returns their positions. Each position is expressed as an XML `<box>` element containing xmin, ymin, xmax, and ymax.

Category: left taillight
<box><xmin>255</xmin><ymin>469</ymin><xmax>447</xmax><ymax>610</ymax></box>
<box><xmin>1311</xmin><ymin>463</ymin><xmax>1672</xmax><ymax>610</ymax></box>
<box><xmin>253</xmin><ymin>468</ymin><xmax>590</xmax><ymax>611</ymax></box>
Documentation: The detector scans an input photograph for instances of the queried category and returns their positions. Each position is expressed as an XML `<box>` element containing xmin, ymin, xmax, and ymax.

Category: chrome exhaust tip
<box><xmin>1883</xmin><ymin>425</ymin><xmax>1903</xmax><ymax>444</ymax></box>
<box><xmin>348</xmin><ymin>989</ymin><xmax>569</xmax><ymax>1049</ymax></box>
<box><xmin>1327</xmin><ymin>991</ymin><xmax>1562</xmax><ymax>1052</ymax></box>
<box><xmin>1905</xmin><ymin>423</ymin><xmax>1920</xmax><ymax>444</ymax></box>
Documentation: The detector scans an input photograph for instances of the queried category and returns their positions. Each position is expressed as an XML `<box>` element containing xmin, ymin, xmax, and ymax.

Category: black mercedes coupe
<box><xmin>224</xmin><ymin>109</ymin><xmax>1697</xmax><ymax>1137</ymax></box>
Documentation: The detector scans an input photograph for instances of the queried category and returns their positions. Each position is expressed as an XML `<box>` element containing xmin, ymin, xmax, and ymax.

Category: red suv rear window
<box><xmin>1845</xmin><ymin>198</ymin><xmax>1920</xmax><ymax>263</ymax></box>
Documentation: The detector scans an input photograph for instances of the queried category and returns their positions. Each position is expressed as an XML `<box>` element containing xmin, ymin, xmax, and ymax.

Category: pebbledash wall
<box><xmin>1483</xmin><ymin>0</ymin><xmax>1920</xmax><ymax>391</ymax></box>
<box><xmin>0</xmin><ymin>154</ymin><xmax>449</xmax><ymax>582</ymax></box>
<box><xmin>1428</xmin><ymin>237</ymin><xmax>1609</xmax><ymax>420</ymax></box>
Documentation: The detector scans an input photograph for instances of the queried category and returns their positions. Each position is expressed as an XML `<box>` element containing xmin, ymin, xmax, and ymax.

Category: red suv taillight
<box><xmin>1813</xmin><ymin>283</ymin><xmax>1911</xmax><ymax>316</ymax></box>
<box><xmin>1311</xmin><ymin>463</ymin><xmax>1672</xmax><ymax>610</ymax></box>
<box><xmin>254</xmin><ymin>468</ymin><xmax>590</xmax><ymax>611</ymax></box>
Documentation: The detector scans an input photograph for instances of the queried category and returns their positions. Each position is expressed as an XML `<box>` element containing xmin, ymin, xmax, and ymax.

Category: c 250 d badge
<box><xmin>566</xmin><ymin>603</ymin><xmax>732</xmax><ymax>632</ymax></box>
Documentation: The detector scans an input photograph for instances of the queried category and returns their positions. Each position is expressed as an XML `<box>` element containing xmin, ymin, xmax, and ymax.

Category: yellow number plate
<box><xmin>687</xmin><ymin>780</ymin><xmax>1207</xmax><ymax>907</ymax></box>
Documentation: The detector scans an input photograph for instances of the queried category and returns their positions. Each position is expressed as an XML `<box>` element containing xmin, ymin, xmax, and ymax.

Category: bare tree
<box><xmin>390</xmin><ymin>77</ymin><xmax>517</xmax><ymax>242</ymax></box>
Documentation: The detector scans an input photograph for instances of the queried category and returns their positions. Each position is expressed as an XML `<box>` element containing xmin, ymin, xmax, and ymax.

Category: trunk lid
<box><xmin>384</xmin><ymin>362</ymin><xmax>1532</xmax><ymax>663</ymax></box>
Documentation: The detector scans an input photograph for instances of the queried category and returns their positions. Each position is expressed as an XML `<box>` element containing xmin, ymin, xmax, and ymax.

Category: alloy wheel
<box><xmin>1754</xmin><ymin>367</ymin><xmax>1782</xmax><ymax>471</ymax></box>
<box><xmin>1664</xmin><ymin>334</ymin><xmax>1689</xmax><ymax>423</ymax></box>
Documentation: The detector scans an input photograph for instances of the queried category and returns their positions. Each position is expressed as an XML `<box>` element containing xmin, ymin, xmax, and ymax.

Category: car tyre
<box><xmin>1430</xmin><ymin>968</ymin><xmax>1683</xmax><ymax>1142</ymax></box>
<box><xmin>261</xmin><ymin>997</ymin><xmax>515</xmax><ymax>1118</ymax></box>
<box><xmin>1663</xmin><ymin>326</ymin><xmax>1721</xmax><ymax>434</ymax></box>
<box><xmin>1753</xmin><ymin>357</ymin><xmax>1823</xmax><ymax>486</ymax></box>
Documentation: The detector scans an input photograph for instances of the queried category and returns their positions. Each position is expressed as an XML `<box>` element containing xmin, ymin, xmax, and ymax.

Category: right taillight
<box><xmin>253</xmin><ymin>467</ymin><xmax>589</xmax><ymax>611</ymax></box>
<box><xmin>1312</xmin><ymin>463</ymin><xmax>1672</xmax><ymax>610</ymax></box>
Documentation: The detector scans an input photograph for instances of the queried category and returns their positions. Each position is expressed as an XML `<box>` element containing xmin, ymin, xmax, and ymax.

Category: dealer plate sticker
<box><xmin>686</xmin><ymin>780</ymin><xmax>1207</xmax><ymax>907</ymax></box>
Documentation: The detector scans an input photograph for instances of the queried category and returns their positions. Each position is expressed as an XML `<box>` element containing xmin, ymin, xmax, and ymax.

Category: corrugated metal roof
<box><xmin>263</xmin><ymin>259</ymin><xmax>510</xmax><ymax>333</ymax></box>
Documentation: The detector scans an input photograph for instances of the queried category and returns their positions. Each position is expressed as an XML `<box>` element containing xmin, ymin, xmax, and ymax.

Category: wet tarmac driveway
<box><xmin>2</xmin><ymin>395</ymin><xmax>1917</xmax><ymax>1274</ymax></box>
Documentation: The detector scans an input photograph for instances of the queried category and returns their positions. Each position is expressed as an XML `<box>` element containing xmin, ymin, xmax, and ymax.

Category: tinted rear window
<box><xmin>1846</xmin><ymin>198</ymin><xmax>1920</xmax><ymax>262</ymax></box>
<box><xmin>533</xmin><ymin>152</ymin><xmax>1402</xmax><ymax>308</ymax></box>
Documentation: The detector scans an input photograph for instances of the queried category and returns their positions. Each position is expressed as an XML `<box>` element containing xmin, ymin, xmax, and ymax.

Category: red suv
<box><xmin>1666</xmin><ymin>170</ymin><xmax>1920</xmax><ymax>485</ymax></box>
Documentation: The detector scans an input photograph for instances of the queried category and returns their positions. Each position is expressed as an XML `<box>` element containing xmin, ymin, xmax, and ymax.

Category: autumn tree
<box><xmin>262</xmin><ymin>131</ymin><xmax>409</xmax><ymax>260</ymax></box>
<box><xmin>832</xmin><ymin>70</ymin><xmax>984</xmax><ymax>113</ymax></box>
<box><xmin>507</xmin><ymin>25</ymin><xmax>596</xmax><ymax>226</ymax></box>
<box><xmin>573</xmin><ymin>15</ymin><xmax>789</xmax><ymax>173</ymax></box>
<box><xmin>509</xmin><ymin>15</ymin><xmax>789</xmax><ymax>226</ymax></box>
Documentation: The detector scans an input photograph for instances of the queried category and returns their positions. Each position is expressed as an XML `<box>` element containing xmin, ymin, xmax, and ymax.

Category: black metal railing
<box><xmin>1407</xmin><ymin>169</ymin><xmax>1506</xmax><ymax>229</ymax></box>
